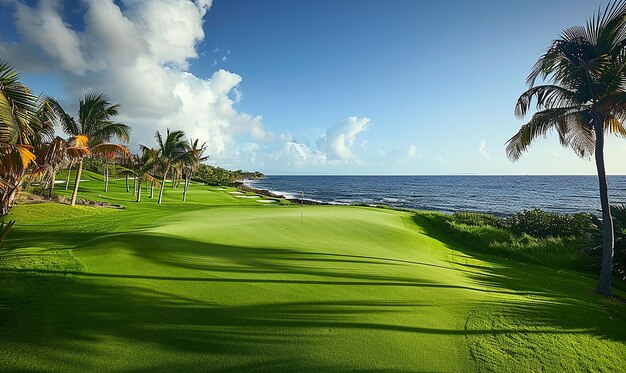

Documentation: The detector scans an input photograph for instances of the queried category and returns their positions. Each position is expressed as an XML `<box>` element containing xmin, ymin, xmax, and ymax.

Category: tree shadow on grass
<box><xmin>0</xmin><ymin>269</ymin><xmax>602</xmax><ymax>372</ymax></box>
<box><xmin>3</xmin><ymin>221</ymin><xmax>625</xmax><ymax>370</ymax></box>
<box><xmin>21</xmin><ymin>230</ymin><xmax>549</xmax><ymax>296</ymax></box>
<box><xmin>412</xmin><ymin>213</ymin><xmax>626</xmax><ymax>344</ymax></box>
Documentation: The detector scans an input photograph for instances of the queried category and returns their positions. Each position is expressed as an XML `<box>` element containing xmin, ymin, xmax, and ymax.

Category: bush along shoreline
<box><xmin>423</xmin><ymin>208</ymin><xmax>626</xmax><ymax>288</ymax></box>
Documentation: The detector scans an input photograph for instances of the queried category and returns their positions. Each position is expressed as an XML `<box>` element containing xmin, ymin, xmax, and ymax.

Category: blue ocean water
<box><xmin>245</xmin><ymin>175</ymin><xmax>626</xmax><ymax>215</ymax></box>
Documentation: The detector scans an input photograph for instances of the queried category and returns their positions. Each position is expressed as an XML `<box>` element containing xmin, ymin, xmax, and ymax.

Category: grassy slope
<box><xmin>1</xmin><ymin>172</ymin><xmax>625</xmax><ymax>372</ymax></box>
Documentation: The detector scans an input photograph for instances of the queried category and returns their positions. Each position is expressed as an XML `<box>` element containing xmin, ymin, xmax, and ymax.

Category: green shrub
<box><xmin>451</xmin><ymin>212</ymin><xmax>507</xmax><ymax>229</ymax></box>
<box><xmin>505</xmin><ymin>209</ymin><xmax>594</xmax><ymax>239</ymax></box>
<box><xmin>585</xmin><ymin>204</ymin><xmax>626</xmax><ymax>281</ymax></box>
<box><xmin>422</xmin><ymin>212</ymin><xmax>593</xmax><ymax>273</ymax></box>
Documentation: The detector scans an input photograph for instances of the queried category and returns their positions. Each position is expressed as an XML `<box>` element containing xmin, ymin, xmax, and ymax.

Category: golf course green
<box><xmin>1</xmin><ymin>172</ymin><xmax>626</xmax><ymax>372</ymax></box>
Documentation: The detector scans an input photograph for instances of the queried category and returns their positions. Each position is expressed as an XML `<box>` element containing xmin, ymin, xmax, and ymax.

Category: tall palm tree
<box><xmin>507</xmin><ymin>0</ymin><xmax>626</xmax><ymax>296</ymax></box>
<box><xmin>49</xmin><ymin>93</ymin><xmax>131</xmax><ymax>206</ymax></box>
<box><xmin>153</xmin><ymin>129</ymin><xmax>189</xmax><ymax>205</ymax></box>
<box><xmin>182</xmin><ymin>138</ymin><xmax>208</xmax><ymax>202</ymax></box>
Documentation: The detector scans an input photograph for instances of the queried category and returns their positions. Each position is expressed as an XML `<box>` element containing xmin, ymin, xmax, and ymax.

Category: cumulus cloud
<box><xmin>2</xmin><ymin>1</ymin><xmax>377</xmax><ymax>172</ymax></box>
<box><xmin>266</xmin><ymin>141</ymin><xmax>326</xmax><ymax>169</ymax></box>
<box><xmin>255</xmin><ymin>116</ymin><xmax>370</xmax><ymax>171</ymax></box>
<box><xmin>316</xmin><ymin>116</ymin><xmax>370</xmax><ymax>161</ymax></box>
<box><xmin>478</xmin><ymin>139</ymin><xmax>490</xmax><ymax>160</ymax></box>
<box><xmin>2</xmin><ymin>0</ymin><xmax>276</xmax><ymax>162</ymax></box>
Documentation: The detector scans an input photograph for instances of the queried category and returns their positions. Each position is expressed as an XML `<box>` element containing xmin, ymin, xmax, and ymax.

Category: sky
<box><xmin>1</xmin><ymin>0</ymin><xmax>625</xmax><ymax>175</ymax></box>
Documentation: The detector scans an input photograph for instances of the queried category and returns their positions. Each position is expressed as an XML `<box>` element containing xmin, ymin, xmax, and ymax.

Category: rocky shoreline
<box><xmin>234</xmin><ymin>182</ymin><xmax>329</xmax><ymax>205</ymax></box>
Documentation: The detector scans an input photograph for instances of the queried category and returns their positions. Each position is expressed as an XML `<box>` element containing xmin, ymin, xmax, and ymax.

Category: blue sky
<box><xmin>2</xmin><ymin>0</ymin><xmax>625</xmax><ymax>174</ymax></box>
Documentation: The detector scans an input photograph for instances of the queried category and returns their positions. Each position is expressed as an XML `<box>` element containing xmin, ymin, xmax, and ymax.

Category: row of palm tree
<box><xmin>0</xmin><ymin>58</ymin><xmax>133</xmax><ymax>211</ymax></box>
<box><xmin>120</xmin><ymin>130</ymin><xmax>207</xmax><ymax>204</ymax></box>
<box><xmin>0</xmin><ymin>60</ymin><xmax>209</xmax><ymax>213</ymax></box>
<box><xmin>507</xmin><ymin>0</ymin><xmax>626</xmax><ymax>297</ymax></box>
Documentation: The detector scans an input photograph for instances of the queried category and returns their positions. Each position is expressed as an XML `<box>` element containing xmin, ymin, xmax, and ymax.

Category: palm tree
<box><xmin>122</xmin><ymin>151</ymin><xmax>159</xmax><ymax>203</ymax></box>
<box><xmin>182</xmin><ymin>138</ymin><xmax>208</xmax><ymax>202</ymax></box>
<box><xmin>36</xmin><ymin>135</ymin><xmax>90</xmax><ymax>198</ymax></box>
<box><xmin>507</xmin><ymin>0</ymin><xmax>626</xmax><ymax>296</ymax></box>
<box><xmin>0</xmin><ymin>62</ymin><xmax>55</xmax><ymax>214</ymax></box>
<box><xmin>153</xmin><ymin>129</ymin><xmax>189</xmax><ymax>205</ymax></box>
<box><xmin>49</xmin><ymin>93</ymin><xmax>131</xmax><ymax>206</ymax></box>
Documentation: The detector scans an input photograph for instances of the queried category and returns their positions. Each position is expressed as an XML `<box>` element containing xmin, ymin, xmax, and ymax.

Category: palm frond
<box><xmin>91</xmin><ymin>143</ymin><xmax>130</xmax><ymax>159</ymax></box>
<box><xmin>515</xmin><ymin>85</ymin><xmax>581</xmax><ymax>118</ymax></box>
<box><xmin>48</xmin><ymin>96</ymin><xmax>80</xmax><ymax>136</ymax></box>
<box><xmin>506</xmin><ymin>107</ymin><xmax>586</xmax><ymax>161</ymax></box>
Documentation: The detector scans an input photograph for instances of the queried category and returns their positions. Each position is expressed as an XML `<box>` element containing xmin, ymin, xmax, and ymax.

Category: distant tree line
<box><xmin>193</xmin><ymin>164</ymin><xmax>263</xmax><ymax>186</ymax></box>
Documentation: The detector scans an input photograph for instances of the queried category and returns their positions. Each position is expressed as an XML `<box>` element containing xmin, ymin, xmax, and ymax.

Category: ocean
<box><xmin>244</xmin><ymin>175</ymin><xmax>626</xmax><ymax>215</ymax></box>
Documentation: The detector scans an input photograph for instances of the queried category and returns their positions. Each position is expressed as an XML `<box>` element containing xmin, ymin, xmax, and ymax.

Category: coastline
<box><xmin>235</xmin><ymin>182</ymin><xmax>329</xmax><ymax>205</ymax></box>
<box><xmin>239</xmin><ymin>175</ymin><xmax>623</xmax><ymax>216</ymax></box>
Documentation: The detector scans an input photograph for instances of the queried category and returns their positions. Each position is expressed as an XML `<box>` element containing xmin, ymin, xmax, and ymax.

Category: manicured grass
<box><xmin>1</xmin><ymin>172</ymin><xmax>625</xmax><ymax>371</ymax></box>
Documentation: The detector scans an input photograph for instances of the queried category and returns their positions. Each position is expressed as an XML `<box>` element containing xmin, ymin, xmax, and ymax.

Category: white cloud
<box><xmin>266</xmin><ymin>141</ymin><xmax>326</xmax><ymax>169</ymax></box>
<box><xmin>316</xmin><ymin>116</ymin><xmax>370</xmax><ymax>161</ymax></box>
<box><xmin>2</xmin><ymin>1</ymin><xmax>378</xmax><ymax>173</ymax></box>
<box><xmin>407</xmin><ymin>144</ymin><xmax>417</xmax><ymax>159</ymax></box>
<box><xmin>2</xmin><ymin>0</ymin><xmax>273</xmax><ymax>163</ymax></box>
<box><xmin>13</xmin><ymin>1</ymin><xmax>88</xmax><ymax>73</ymax></box>
<box><xmin>478</xmin><ymin>139</ymin><xmax>490</xmax><ymax>160</ymax></box>
<box><xmin>254</xmin><ymin>116</ymin><xmax>372</xmax><ymax>171</ymax></box>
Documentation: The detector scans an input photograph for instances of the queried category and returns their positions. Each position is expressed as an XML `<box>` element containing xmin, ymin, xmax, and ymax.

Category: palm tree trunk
<box><xmin>125</xmin><ymin>174</ymin><xmax>129</xmax><ymax>192</ymax></box>
<box><xmin>150</xmin><ymin>181</ymin><xmax>155</xmax><ymax>199</ymax></box>
<box><xmin>70</xmin><ymin>159</ymin><xmax>83</xmax><ymax>206</ymax></box>
<box><xmin>136</xmin><ymin>178</ymin><xmax>142</xmax><ymax>202</ymax></box>
<box><xmin>0</xmin><ymin>186</ymin><xmax>18</xmax><ymax>216</ymax></box>
<box><xmin>158</xmin><ymin>166</ymin><xmax>169</xmax><ymax>205</ymax></box>
<box><xmin>65</xmin><ymin>161</ymin><xmax>73</xmax><ymax>190</ymax></box>
<box><xmin>594</xmin><ymin>120</ymin><xmax>614</xmax><ymax>297</ymax></box>
<box><xmin>146</xmin><ymin>179</ymin><xmax>149</xmax><ymax>193</ymax></box>
<box><xmin>133</xmin><ymin>175</ymin><xmax>137</xmax><ymax>196</ymax></box>
<box><xmin>171</xmin><ymin>169</ymin><xmax>176</xmax><ymax>188</ymax></box>
<box><xmin>183</xmin><ymin>170</ymin><xmax>192</xmax><ymax>202</ymax></box>
<box><xmin>104</xmin><ymin>159</ymin><xmax>109</xmax><ymax>192</ymax></box>
<box><xmin>48</xmin><ymin>170</ymin><xmax>56</xmax><ymax>198</ymax></box>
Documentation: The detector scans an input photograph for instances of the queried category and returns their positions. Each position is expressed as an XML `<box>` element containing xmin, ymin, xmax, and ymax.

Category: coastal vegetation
<box><xmin>507</xmin><ymin>1</ymin><xmax>626</xmax><ymax>296</ymax></box>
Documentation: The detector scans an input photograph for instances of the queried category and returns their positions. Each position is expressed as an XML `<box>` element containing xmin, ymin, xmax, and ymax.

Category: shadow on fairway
<box><xmin>0</xmin><ymin>269</ymin><xmax>610</xmax><ymax>368</ymax></box>
<box><xmin>3</xmin><ymin>218</ymin><xmax>626</xmax><ymax>370</ymax></box>
<box><xmin>412</xmin><ymin>214</ymin><xmax>626</xmax><ymax>344</ymax></box>
<box><xmin>5</xmin><ymin>230</ymin><xmax>548</xmax><ymax>296</ymax></box>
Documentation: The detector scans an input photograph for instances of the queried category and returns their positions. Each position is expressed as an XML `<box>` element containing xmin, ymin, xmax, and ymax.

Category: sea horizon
<box><xmin>245</xmin><ymin>175</ymin><xmax>626</xmax><ymax>215</ymax></box>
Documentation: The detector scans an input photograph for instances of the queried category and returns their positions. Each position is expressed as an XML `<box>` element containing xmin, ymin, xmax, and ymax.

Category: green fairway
<box><xmin>1</xmin><ymin>173</ymin><xmax>626</xmax><ymax>372</ymax></box>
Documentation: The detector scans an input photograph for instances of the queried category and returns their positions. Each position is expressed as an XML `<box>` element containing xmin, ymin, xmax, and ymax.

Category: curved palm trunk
<box><xmin>70</xmin><ymin>159</ymin><xmax>83</xmax><ymax>206</ymax></box>
<box><xmin>594</xmin><ymin>121</ymin><xmax>614</xmax><ymax>297</ymax></box>
<box><xmin>158</xmin><ymin>165</ymin><xmax>169</xmax><ymax>205</ymax></box>
<box><xmin>65</xmin><ymin>161</ymin><xmax>73</xmax><ymax>190</ymax></box>
<box><xmin>0</xmin><ymin>188</ymin><xmax>17</xmax><ymax>215</ymax></box>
